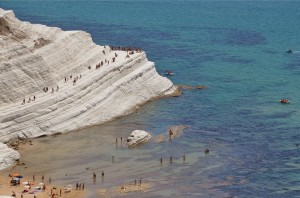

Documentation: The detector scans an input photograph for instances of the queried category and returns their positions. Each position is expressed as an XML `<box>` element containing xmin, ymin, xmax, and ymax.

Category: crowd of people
<box><xmin>109</xmin><ymin>46</ymin><xmax>143</xmax><ymax>53</ymax></box>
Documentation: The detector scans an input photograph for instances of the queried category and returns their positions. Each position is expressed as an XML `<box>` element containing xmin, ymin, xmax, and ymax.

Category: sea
<box><xmin>1</xmin><ymin>1</ymin><xmax>300</xmax><ymax>198</ymax></box>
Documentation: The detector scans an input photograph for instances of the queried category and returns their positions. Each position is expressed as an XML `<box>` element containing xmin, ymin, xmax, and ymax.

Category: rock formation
<box><xmin>0</xmin><ymin>8</ymin><xmax>177</xmax><ymax>169</ymax></box>
<box><xmin>0</xmin><ymin>143</ymin><xmax>20</xmax><ymax>170</ymax></box>
<box><xmin>154</xmin><ymin>125</ymin><xmax>189</xmax><ymax>142</ymax></box>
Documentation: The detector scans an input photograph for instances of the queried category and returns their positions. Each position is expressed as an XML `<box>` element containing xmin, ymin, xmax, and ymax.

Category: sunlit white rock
<box><xmin>0</xmin><ymin>143</ymin><xmax>20</xmax><ymax>170</ymax></box>
<box><xmin>127</xmin><ymin>130</ymin><xmax>151</xmax><ymax>147</ymax></box>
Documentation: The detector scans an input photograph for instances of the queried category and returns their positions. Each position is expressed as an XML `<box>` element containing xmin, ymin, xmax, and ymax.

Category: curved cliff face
<box><xmin>0</xmin><ymin>7</ymin><xmax>176</xmax><ymax>159</ymax></box>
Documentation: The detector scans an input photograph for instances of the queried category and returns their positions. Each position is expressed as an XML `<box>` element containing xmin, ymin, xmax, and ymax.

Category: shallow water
<box><xmin>1</xmin><ymin>1</ymin><xmax>300</xmax><ymax>197</ymax></box>
<box><xmin>8</xmin><ymin>115</ymin><xmax>229</xmax><ymax>198</ymax></box>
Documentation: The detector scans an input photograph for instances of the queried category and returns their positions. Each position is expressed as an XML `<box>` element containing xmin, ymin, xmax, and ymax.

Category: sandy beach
<box><xmin>0</xmin><ymin>161</ymin><xmax>150</xmax><ymax>198</ymax></box>
<box><xmin>0</xmin><ymin>139</ymin><xmax>87</xmax><ymax>198</ymax></box>
<box><xmin>0</xmin><ymin>166</ymin><xmax>151</xmax><ymax>198</ymax></box>
<box><xmin>0</xmin><ymin>173</ymin><xmax>86</xmax><ymax>198</ymax></box>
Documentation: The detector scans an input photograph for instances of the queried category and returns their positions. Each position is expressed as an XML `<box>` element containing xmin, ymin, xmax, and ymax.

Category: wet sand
<box><xmin>97</xmin><ymin>182</ymin><xmax>151</xmax><ymax>197</ymax></box>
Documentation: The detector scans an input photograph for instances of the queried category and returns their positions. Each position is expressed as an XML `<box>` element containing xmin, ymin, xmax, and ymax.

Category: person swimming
<box><xmin>165</xmin><ymin>70</ymin><xmax>175</xmax><ymax>76</ymax></box>
<box><xmin>280</xmin><ymin>99</ymin><xmax>289</xmax><ymax>104</ymax></box>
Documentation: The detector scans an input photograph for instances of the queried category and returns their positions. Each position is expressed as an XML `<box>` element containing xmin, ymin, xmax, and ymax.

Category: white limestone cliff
<box><xmin>0</xmin><ymin>8</ymin><xmax>178</xmax><ymax>169</ymax></box>
<box><xmin>0</xmin><ymin>143</ymin><xmax>20</xmax><ymax>170</ymax></box>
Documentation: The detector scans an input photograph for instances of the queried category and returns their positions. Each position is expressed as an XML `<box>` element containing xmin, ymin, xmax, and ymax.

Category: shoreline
<box><xmin>1</xmin><ymin>124</ymin><xmax>190</xmax><ymax>198</ymax></box>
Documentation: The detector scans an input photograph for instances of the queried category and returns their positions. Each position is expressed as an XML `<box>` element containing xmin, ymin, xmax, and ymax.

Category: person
<box><xmin>12</xmin><ymin>191</ymin><xmax>16</xmax><ymax>197</ymax></box>
<box><xmin>280</xmin><ymin>99</ymin><xmax>289</xmax><ymax>104</ymax></box>
<box><xmin>169</xmin><ymin>129</ymin><xmax>173</xmax><ymax>139</ymax></box>
<box><xmin>286</xmin><ymin>49</ymin><xmax>293</xmax><ymax>54</ymax></box>
<box><xmin>205</xmin><ymin>148</ymin><xmax>209</xmax><ymax>154</ymax></box>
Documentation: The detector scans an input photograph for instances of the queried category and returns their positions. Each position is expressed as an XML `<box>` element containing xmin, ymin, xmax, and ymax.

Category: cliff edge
<box><xmin>0</xmin><ymin>8</ymin><xmax>177</xmax><ymax>168</ymax></box>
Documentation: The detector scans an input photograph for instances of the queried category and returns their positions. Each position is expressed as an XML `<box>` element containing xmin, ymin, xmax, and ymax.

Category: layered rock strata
<box><xmin>0</xmin><ymin>8</ymin><xmax>177</xmax><ymax>169</ymax></box>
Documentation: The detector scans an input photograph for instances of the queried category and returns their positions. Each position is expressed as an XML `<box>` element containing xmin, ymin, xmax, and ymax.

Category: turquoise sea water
<box><xmin>1</xmin><ymin>1</ymin><xmax>300</xmax><ymax>197</ymax></box>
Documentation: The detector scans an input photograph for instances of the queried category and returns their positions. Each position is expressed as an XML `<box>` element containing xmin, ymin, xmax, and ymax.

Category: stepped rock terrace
<box><xmin>0</xmin><ymin>8</ymin><xmax>177</xmax><ymax>170</ymax></box>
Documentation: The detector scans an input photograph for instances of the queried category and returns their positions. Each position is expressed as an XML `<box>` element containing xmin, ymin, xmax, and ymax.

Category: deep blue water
<box><xmin>1</xmin><ymin>1</ymin><xmax>300</xmax><ymax>197</ymax></box>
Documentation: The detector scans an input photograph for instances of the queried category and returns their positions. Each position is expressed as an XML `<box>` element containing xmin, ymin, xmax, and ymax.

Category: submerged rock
<box><xmin>154</xmin><ymin>125</ymin><xmax>189</xmax><ymax>142</ymax></box>
<box><xmin>177</xmin><ymin>84</ymin><xmax>207</xmax><ymax>90</ymax></box>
